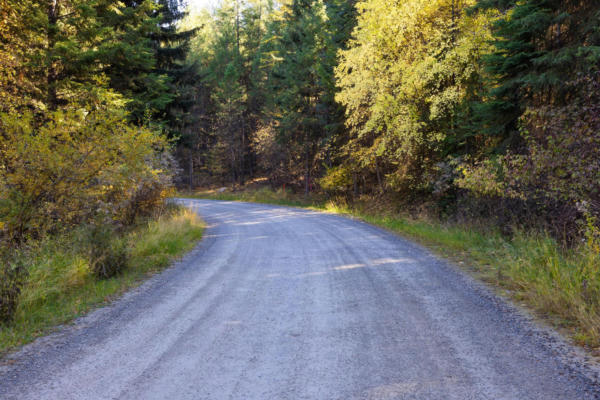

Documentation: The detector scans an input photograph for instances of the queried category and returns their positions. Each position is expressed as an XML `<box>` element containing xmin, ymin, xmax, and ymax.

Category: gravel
<box><xmin>1</xmin><ymin>199</ymin><xmax>599</xmax><ymax>399</ymax></box>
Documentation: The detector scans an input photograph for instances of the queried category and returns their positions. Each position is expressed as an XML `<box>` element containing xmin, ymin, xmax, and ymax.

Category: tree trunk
<box><xmin>305</xmin><ymin>146</ymin><xmax>310</xmax><ymax>196</ymax></box>
<box><xmin>231</xmin><ymin>145</ymin><xmax>236</xmax><ymax>185</ymax></box>
<box><xmin>235</xmin><ymin>0</ymin><xmax>241</xmax><ymax>58</ymax></box>
<box><xmin>240</xmin><ymin>118</ymin><xmax>245</xmax><ymax>184</ymax></box>
<box><xmin>189</xmin><ymin>151</ymin><xmax>194</xmax><ymax>189</ymax></box>
<box><xmin>375</xmin><ymin>157</ymin><xmax>383</xmax><ymax>194</ymax></box>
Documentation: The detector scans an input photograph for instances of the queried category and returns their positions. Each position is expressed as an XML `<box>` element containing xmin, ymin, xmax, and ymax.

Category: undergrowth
<box><xmin>0</xmin><ymin>207</ymin><xmax>203</xmax><ymax>355</ymax></box>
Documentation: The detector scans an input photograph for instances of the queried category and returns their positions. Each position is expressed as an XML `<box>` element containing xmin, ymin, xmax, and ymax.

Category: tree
<box><xmin>152</xmin><ymin>0</ymin><xmax>199</xmax><ymax>137</ymax></box>
<box><xmin>0</xmin><ymin>0</ymin><xmax>37</xmax><ymax>112</ymax></box>
<box><xmin>9</xmin><ymin>0</ymin><xmax>172</xmax><ymax>113</ymax></box>
<box><xmin>0</xmin><ymin>0</ymin><xmax>177</xmax><ymax>243</ymax></box>
<box><xmin>104</xmin><ymin>0</ymin><xmax>170</xmax><ymax>122</ymax></box>
<box><xmin>262</xmin><ymin>0</ymin><xmax>338</xmax><ymax>193</ymax></box>
<box><xmin>179</xmin><ymin>0</ymin><xmax>276</xmax><ymax>185</ymax></box>
<box><xmin>473</xmin><ymin>0</ymin><xmax>600</xmax><ymax>146</ymax></box>
<box><xmin>335</xmin><ymin>0</ymin><xmax>493</xmax><ymax>194</ymax></box>
<box><xmin>39</xmin><ymin>0</ymin><xmax>137</xmax><ymax>109</ymax></box>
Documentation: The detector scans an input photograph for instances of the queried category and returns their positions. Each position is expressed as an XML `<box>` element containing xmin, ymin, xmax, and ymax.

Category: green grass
<box><xmin>0</xmin><ymin>207</ymin><xmax>204</xmax><ymax>355</ymax></box>
<box><xmin>185</xmin><ymin>187</ymin><xmax>600</xmax><ymax>349</ymax></box>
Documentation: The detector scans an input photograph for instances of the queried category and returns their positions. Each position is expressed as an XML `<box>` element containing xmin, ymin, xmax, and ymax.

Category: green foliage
<box><xmin>0</xmin><ymin>207</ymin><xmax>203</xmax><ymax>354</ymax></box>
<box><xmin>263</xmin><ymin>0</ymin><xmax>344</xmax><ymax>192</ymax></box>
<box><xmin>208</xmin><ymin>2</ymin><xmax>249</xmax><ymax>183</ymax></box>
<box><xmin>183</xmin><ymin>0</ymin><xmax>600</xmax><ymax>240</ymax></box>
<box><xmin>473</xmin><ymin>0</ymin><xmax>600</xmax><ymax>142</ymax></box>
<box><xmin>320</xmin><ymin>165</ymin><xmax>353</xmax><ymax>194</ymax></box>
<box><xmin>21</xmin><ymin>0</ymin><xmax>152</xmax><ymax>109</ymax></box>
<box><xmin>151</xmin><ymin>0</ymin><xmax>200</xmax><ymax>137</ymax></box>
<box><xmin>0</xmin><ymin>0</ymin><xmax>188</xmax><ymax>331</ymax></box>
<box><xmin>181</xmin><ymin>0</ymin><xmax>353</xmax><ymax>189</ymax></box>
<box><xmin>103</xmin><ymin>0</ymin><xmax>169</xmax><ymax>120</ymax></box>
<box><xmin>85</xmin><ymin>225</ymin><xmax>129</xmax><ymax>279</ymax></box>
<box><xmin>458</xmin><ymin>74</ymin><xmax>600</xmax><ymax>239</ymax></box>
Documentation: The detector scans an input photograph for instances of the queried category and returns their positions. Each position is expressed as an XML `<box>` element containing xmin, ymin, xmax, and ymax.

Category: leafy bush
<box><xmin>120</xmin><ymin>168</ymin><xmax>176</xmax><ymax>226</ymax></box>
<box><xmin>86</xmin><ymin>225</ymin><xmax>128</xmax><ymax>279</ymax></box>
<box><xmin>0</xmin><ymin>106</ymin><xmax>173</xmax><ymax>243</ymax></box>
<box><xmin>0</xmin><ymin>255</ymin><xmax>26</xmax><ymax>324</ymax></box>
<box><xmin>320</xmin><ymin>165</ymin><xmax>353</xmax><ymax>194</ymax></box>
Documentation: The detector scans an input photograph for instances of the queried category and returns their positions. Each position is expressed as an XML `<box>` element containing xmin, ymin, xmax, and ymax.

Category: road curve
<box><xmin>1</xmin><ymin>199</ymin><xmax>599</xmax><ymax>399</ymax></box>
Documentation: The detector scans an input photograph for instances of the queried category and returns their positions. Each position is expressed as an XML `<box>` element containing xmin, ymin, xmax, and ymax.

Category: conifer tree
<box><xmin>153</xmin><ymin>0</ymin><xmax>199</xmax><ymax>137</ymax></box>
<box><xmin>263</xmin><ymin>0</ymin><xmax>337</xmax><ymax>193</ymax></box>
<box><xmin>474</xmin><ymin>0</ymin><xmax>600</xmax><ymax>145</ymax></box>
<box><xmin>209</xmin><ymin>0</ymin><xmax>247</xmax><ymax>184</ymax></box>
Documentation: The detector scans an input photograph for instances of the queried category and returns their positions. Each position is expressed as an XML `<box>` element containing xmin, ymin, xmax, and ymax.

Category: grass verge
<box><xmin>0</xmin><ymin>207</ymin><xmax>204</xmax><ymax>356</ymax></box>
<box><xmin>183</xmin><ymin>187</ymin><xmax>600</xmax><ymax>350</ymax></box>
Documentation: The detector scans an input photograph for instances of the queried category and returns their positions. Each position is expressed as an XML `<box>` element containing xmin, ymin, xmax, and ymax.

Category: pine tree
<box><xmin>40</xmin><ymin>0</ymin><xmax>124</xmax><ymax>109</ymax></box>
<box><xmin>104</xmin><ymin>0</ymin><xmax>169</xmax><ymax>122</ymax></box>
<box><xmin>153</xmin><ymin>0</ymin><xmax>199</xmax><ymax>137</ymax></box>
<box><xmin>264</xmin><ymin>0</ymin><xmax>336</xmax><ymax>193</ymax></box>
<box><xmin>209</xmin><ymin>0</ymin><xmax>247</xmax><ymax>184</ymax></box>
<box><xmin>473</xmin><ymin>0</ymin><xmax>600</xmax><ymax>145</ymax></box>
<box><xmin>20</xmin><ymin>0</ymin><xmax>168</xmax><ymax>111</ymax></box>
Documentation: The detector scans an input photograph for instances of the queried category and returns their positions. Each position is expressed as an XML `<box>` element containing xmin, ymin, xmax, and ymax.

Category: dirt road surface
<box><xmin>1</xmin><ymin>199</ymin><xmax>599</xmax><ymax>399</ymax></box>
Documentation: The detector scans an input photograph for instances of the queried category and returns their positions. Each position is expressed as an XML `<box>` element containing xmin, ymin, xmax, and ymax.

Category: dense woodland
<box><xmin>177</xmin><ymin>0</ymin><xmax>600</xmax><ymax>242</ymax></box>
<box><xmin>1</xmin><ymin>1</ymin><xmax>600</xmax><ymax>323</ymax></box>
<box><xmin>1</xmin><ymin>0</ymin><xmax>598</xmax><ymax>241</ymax></box>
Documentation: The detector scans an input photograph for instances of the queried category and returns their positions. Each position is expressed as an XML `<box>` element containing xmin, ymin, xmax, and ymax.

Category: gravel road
<box><xmin>1</xmin><ymin>199</ymin><xmax>600</xmax><ymax>399</ymax></box>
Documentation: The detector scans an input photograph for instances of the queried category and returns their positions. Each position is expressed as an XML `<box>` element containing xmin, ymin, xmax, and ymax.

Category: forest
<box><xmin>1</xmin><ymin>0</ymin><xmax>600</xmax><ymax>345</ymax></box>
<box><xmin>179</xmin><ymin>0</ymin><xmax>600</xmax><ymax>242</ymax></box>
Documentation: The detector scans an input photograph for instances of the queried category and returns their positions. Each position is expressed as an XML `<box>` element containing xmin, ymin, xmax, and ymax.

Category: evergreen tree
<box><xmin>39</xmin><ymin>0</ymin><xmax>126</xmax><ymax>109</ymax></box>
<box><xmin>209</xmin><ymin>0</ymin><xmax>247</xmax><ymax>184</ymax></box>
<box><xmin>263</xmin><ymin>0</ymin><xmax>338</xmax><ymax>193</ymax></box>
<box><xmin>19</xmin><ymin>0</ymin><xmax>170</xmax><ymax>112</ymax></box>
<box><xmin>473</xmin><ymin>0</ymin><xmax>600</xmax><ymax>145</ymax></box>
<box><xmin>105</xmin><ymin>0</ymin><xmax>170</xmax><ymax>122</ymax></box>
<box><xmin>153</xmin><ymin>0</ymin><xmax>199</xmax><ymax>137</ymax></box>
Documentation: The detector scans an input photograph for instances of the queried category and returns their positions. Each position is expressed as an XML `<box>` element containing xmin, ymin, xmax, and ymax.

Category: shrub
<box><xmin>86</xmin><ymin>226</ymin><xmax>128</xmax><ymax>279</ymax></box>
<box><xmin>0</xmin><ymin>255</ymin><xmax>26</xmax><ymax>324</ymax></box>
<box><xmin>320</xmin><ymin>165</ymin><xmax>353</xmax><ymax>194</ymax></box>
<box><xmin>119</xmin><ymin>153</ymin><xmax>177</xmax><ymax>226</ymax></box>
<box><xmin>0</xmin><ymin>107</ymin><xmax>173</xmax><ymax>242</ymax></box>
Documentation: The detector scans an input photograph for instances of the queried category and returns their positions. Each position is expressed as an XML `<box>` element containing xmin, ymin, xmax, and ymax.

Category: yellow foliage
<box><xmin>320</xmin><ymin>165</ymin><xmax>354</xmax><ymax>194</ymax></box>
<box><xmin>0</xmin><ymin>107</ymin><xmax>173</xmax><ymax>242</ymax></box>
